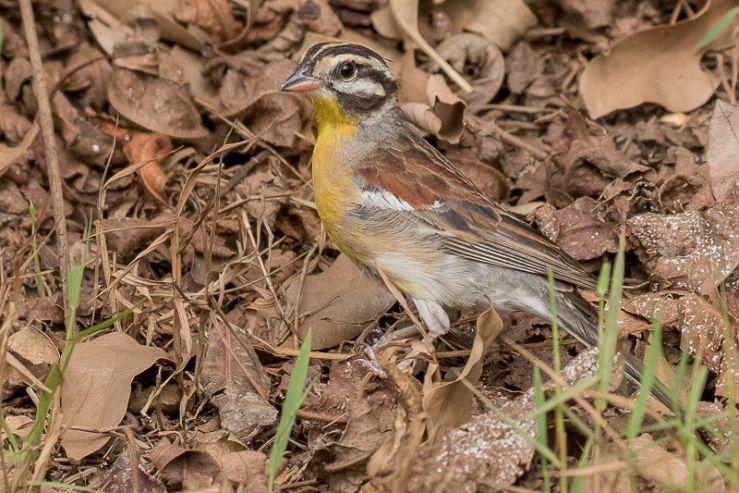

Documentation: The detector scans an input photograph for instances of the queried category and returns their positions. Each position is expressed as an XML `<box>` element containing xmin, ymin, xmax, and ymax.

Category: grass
<box><xmin>2</xmin><ymin>215</ymin><xmax>140</xmax><ymax>488</ymax></box>
<box><xmin>473</xmin><ymin>235</ymin><xmax>739</xmax><ymax>491</ymax></box>
<box><xmin>268</xmin><ymin>329</ymin><xmax>313</xmax><ymax>493</ymax></box>
<box><xmin>696</xmin><ymin>6</ymin><xmax>739</xmax><ymax>50</ymax></box>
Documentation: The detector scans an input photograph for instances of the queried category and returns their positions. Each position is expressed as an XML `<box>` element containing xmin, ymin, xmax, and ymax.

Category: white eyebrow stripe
<box><xmin>336</xmin><ymin>78</ymin><xmax>385</xmax><ymax>97</ymax></box>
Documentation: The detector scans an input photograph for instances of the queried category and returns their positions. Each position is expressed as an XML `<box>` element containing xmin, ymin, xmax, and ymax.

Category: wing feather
<box><xmin>355</xmin><ymin>130</ymin><xmax>597</xmax><ymax>290</ymax></box>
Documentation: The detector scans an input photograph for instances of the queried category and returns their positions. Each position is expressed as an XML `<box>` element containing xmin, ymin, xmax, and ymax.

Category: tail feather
<box><xmin>556</xmin><ymin>291</ymin><xmax>679</xmax><ymax>415</ymax></box>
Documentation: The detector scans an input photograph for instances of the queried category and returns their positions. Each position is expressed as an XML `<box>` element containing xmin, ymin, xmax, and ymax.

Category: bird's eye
<box><xmin>337</xmin><ymin>61</ymin><xmax>356</xmax><ymax>80</ymax></box>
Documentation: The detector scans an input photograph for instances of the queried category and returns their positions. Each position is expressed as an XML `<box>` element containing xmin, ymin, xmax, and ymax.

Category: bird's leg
<box><xmin>413</xmin><ymin>298</ymin><xmax>450</xmax><ymax>340</ymax></box>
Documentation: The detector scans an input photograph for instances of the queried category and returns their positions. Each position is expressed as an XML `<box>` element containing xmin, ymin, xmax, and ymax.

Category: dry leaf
<box><xmin>91</xmin><ymin>0</ymin><xmax>203</xmax><ymax>51</ymax></box>
<box><xmin>122</xmin><ymin>132</ymin><xmax>172</xmax><ymax>205</ymax></box>
<box><xmin>439</xmin><ymin>0</ymin><xmax>538</xmax><ymax>51</ymax></box>
<box><xmin>423</xmin><ymin>309</ymin><xmax>502</xmax><ymax>445</ymax></box>
<box><xmin>388</xmin><ymin>0</ymin><xmax>473</xmax><ymax>93</ymax></box>
<box><xmin>631</xmin><ymin>434</ymin><xmax>727</xmax><ymax>491</ymax></box>
<box><xmin>0</xmin><ymin>123</ymin><xmax>38</xmax><ymax>180</ymax></box>
<box><xmin>101</xmin><ymin>448</ymin><xmax>166</xmax><ymax>492</ymax></box>
<box><xmin>706</xmin><ymin>100</ymin><xmax>739</xmax><ymax>201</ymax></box>
<box><xmin>407</xmin><ymin>348</ymin><xmax>601</xmax><ymax>493</ymax></box>
<box><xmin>7</xmin><ymin>326</ymin><xmax>59</xmax><ymax>382</ymax></box>
<box><xmin>627</xmin><ymin>199</ymin><xmax>739</xmax><ymax>292</ymax></box>
<box><xmin>60</xmin><ymin>332</ymin><xmax>167</xmax><ymax>460</ymax></box>
<box><xmin>175</xmin><ymin>0</ymin><xmax>241</xmax><ymax>40</ymax></box>
<box><xmin>398</xmin><ymin>51</ymin><xmax>467</xmax><ymax>143</ymax></box>
<box><xmin>432</xmin><ymin>33</ymin><xmax>505</xmax><ymax>106</ymax></box>
<box><xmin>580</xmin><ymin>0</ymin><xmax>738</xmax><ymax>118</ymax></box>
<box><xmin>535</xmin><ymin>197</ymin><xmax>619</xmax><ymax>261</ymax></box>
<box><xmin>623</xmin><ymin>291</ymin><xmax>738</xmax><ymax>398</ymax></box>
<box><xmin>281</xmin><ymin>255</ymin><xmax>395</xmax><ymax>350</ymax></box>
<box><xmin>108</xmin><ymin>67</ymin><xmax>209</xmax><ymax>139</ymax></box>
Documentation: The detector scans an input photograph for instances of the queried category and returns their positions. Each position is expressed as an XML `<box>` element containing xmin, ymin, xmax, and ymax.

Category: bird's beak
<box><xmin>280</xmin><ymin>66</ymin><xmax>321</xmax><ymax>93</ymax></box>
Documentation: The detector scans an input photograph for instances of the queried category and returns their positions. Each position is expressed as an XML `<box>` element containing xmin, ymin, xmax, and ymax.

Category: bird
<box><xmin>280</xmin><ymin>42</ymin><xmax>676</xmax><ymax>411</ymax></box>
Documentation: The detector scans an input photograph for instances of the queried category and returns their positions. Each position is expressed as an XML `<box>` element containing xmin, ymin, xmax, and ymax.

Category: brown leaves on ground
<box><xmin>1</xmin><ymin>0</ymin><xmax>738</xmax><ymax>491</ymax></box>
<box><xmin>279</xmin><ymin>254</ymin><xmax>395</xmax><ymax>350</ymax></box>
<box><xmin>60</xmin><ymin>332</ymin><xmax>167</xmax><ymax>460</ymax></box>
<box><xmin>628</xmin><ymin>199</ymin><xmax>739</xmax><ymax>292</ymax></box>
<box><xmin>580</xmin><ymin>0</ymin><xmax>738</xmax><ymax>118</ymax></box>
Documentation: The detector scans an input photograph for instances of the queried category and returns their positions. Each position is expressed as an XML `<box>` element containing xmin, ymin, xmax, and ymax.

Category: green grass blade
<box><xmin>533</xmin><ymin>367</ymin><xmax>551</xmax><ymax>493</ymax></box>
<box><xmin>268</xmin><ymin>329</ymin><xmax>313</xmax><ymax>493</ymax></box>
<box><xmin>696</xmin><ymin>7</ymin><xmax>739</xmax><ymax>50</ymax></box>
<box><xmin>28</xmin><ymin>202</ymin><xmax>45</xmax><ymax>298</ymax></box>
<box><xmin>626</xmin><ymin>307</ymin><xmax>664</xmax><ymax>440</ymax></box>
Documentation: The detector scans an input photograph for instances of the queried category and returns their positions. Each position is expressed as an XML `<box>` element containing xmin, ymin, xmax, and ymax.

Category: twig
<box><xmin>19</xmin><ymin>0</ymin><xmax>71</xmax><ymax>320</ymax></box>
<box><xmin>490</xmin><ymin>122</ymin><xmax>549</xmax><ymax>161</ymax></box>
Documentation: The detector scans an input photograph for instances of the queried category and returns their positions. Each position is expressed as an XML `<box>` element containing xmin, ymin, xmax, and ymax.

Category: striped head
<box><xmin>281</xmin><ymin>43</ymin><xmax>398</xmax><ymax>123</ymax></box>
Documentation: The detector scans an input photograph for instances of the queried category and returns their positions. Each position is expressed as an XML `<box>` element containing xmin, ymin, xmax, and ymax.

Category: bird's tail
<box><xmin>556</xmin><ymin>290</ymin><xmax>679</xmax><ymax>414</ymax></box>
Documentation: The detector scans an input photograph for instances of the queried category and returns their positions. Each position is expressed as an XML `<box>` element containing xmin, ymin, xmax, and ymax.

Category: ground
<box><xmin>0</xmin><ymin>0</ymin><xmax>737</xmax><ymax>492</ymax></box>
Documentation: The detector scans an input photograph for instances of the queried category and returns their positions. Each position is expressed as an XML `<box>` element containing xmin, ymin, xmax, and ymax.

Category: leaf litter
<box><xmin>0</xmin><ymin>0</ymin><xmax>737</xmax><ymax>491</ymax></box>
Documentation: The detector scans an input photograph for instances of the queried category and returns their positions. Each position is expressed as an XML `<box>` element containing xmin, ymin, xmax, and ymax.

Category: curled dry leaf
<box><xmin>60</xmin><ymin>332</ymin><xmax>167</xmax><ymax>460</ymax></box>
<box><xmin>407</xmin><ymin>348</ymin><xmax>602</xmax><ymax>493</ymax></box>
<box><xmin>422</xmin><ymin>309</ymin><xmax>502</xmax><ymax>445</ymax></box>
<box><xmin>706</xmin><ymin>100</ymin><xmax>739</xmax><ymax>201</ymax></box>
<box><xmin>398</xmin><ymin>51</ymin><xmax>467</xmax><ymax>144</ymax></box>
<box><xmin>280</xmin><ymin>254</ymin><xmax>395</xmax><ymax>350</ymax></box>
<box><xmin>122</xmin><ymin>132</ymin><xmax>172</xmax><ymax>205</ymax></box>
<box><xmin>623</xmin><ymin>291</ymin><xmax>738</xmax><ymax>398</ymax></box>
<box><xmin>627</xmin><ymin>199</ymin><xmax>739</xmax><ymax>292</ymax></box>
<box><xmin>580</xmin><ymin>0</ymin><xmax>738</xmax><ymax>118</ymax></box>
<box><xmin>535</xmin><ymin>197</ymin><xmax>618</xmax><ymax>261</ymax></box>
<box><xmin>559</xmin><ymin>0</ymin><xmax>614</xmax><ymax>29</ymax></box>
<box><xmin>432</xmin><ymin>33</ymin><xmax>505</xmax><ymax>106</ymax></box>
<box><xmin>108</xmin><ymin>67</ymin><xmax>209</xmax><ymax>139</ymax></box>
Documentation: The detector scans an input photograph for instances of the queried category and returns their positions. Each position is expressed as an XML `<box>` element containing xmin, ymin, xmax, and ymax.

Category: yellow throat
<box><xmin>310</xmin><ymin>95</ymin><xmax>357</xmax><ymax>229</ymax></box>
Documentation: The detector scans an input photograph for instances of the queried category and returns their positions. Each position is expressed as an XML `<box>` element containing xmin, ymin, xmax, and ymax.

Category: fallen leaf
<box><xmin>631</xmin><ymin>434</ymin><xmax>727</xmax><ymax>491</ymax></box>
<box><xmin>122</xmin><ymin>132</ymin><xmax>172</xmax><ymax>205</ymax></box>
<box><xmin>398</xmin><ymin>51</ymin><xmax>467</xmax><ymax>143</ymax></box>
<box><xmin>202</xmin><ymin>319</ymin><xmax>275</xmax><ymax>440</ymax></box>
<box><xmin>423</xmin><ymin>309</ymin><xmax>502</xmax><ymax>445</ymax></box>
<box><xmin>211</xmin><ymin>391</ymin><xmax>277</xmax><ymax>442</ymax></box>
<box><xmin>160</xmin><ymin>450</ymin><xmax>221</xmax><ymax>490</ymax></box>
<box><xmin>432</xmin><ymin>33</ymin><xmax>505</xmax><ymax>106</ymax></box>
<box><xmin>627</xmin><ymin>199</ymin><xmax>739</xmax><ymax>293</ymax></box>
<box><xmin>0</xmin><ymin>122</ymin><xmax>38</xmax><ymax>180</ymax></box>
<box><xmin>706</xmin><ymin>99</ymin><xmax>739</xmax><ymax>201</ymax></box>
<box><xmin>280</xmin><ymin>255</ymin><xmax>395</xmax><ymax>350</ymax></box>
<box><xmin>7</xmin><ymin>326</ymin><xmax>59</xmax><ymax>381</ymax></box>
<box><xmin>101</xmin><ymin>447</ymin><xmax>166</xmax><ymax>492</ymax></box>
<box><xmin>92</xmin><ymin>0</ymin><xmax>203</xmax><ymax>51</ymax></box>
<box><xmin>60</xmin><ymin>332</ymin><xmax>167</xmax><ymax>460</ymax></box>
<box><xmin>388</xmin><ymin>0</ymin><xmax>473</xmax><ymax>93</ymax></box>
<box><xmin>108</xmin><ymin>67</ymin><xmax>209</xmax><ymax>139</ymax></box>
<box><xmin>622</xmin><ymin>291</ymin><xmax>738</xmax><ymax>398</ymax></box>
<box><xmin>580</xmin><ymin>0</ymin><xmax>738</xmax><ymax>118</ymax></box>
<box><xmin>305</xmin><ymin>357</ymin><xmax>395</xmax><ymax>472</ymax></box>
<box><xmin>174</xmin><ymin>0</ymin><xmax>241</xmax><ymax>40</ymax></box>
<box><xmin>439</xmin><ymin>0</ymin><xmax>538</xmax><ymax>51</ymax></box>
<box><xmin>559</xmin><ymin>0</ymin><xmax>614</xmax><ymax>29</ymax></box>
<box><xmin>535</xmin><ymin>197</ymin><xmax>618</xmax><ymax>260</ymax></box>
<box><xmin>506</xmin><ymin>41</ymin><xmax>545</xmax><ymax>95</ymax></box>
<box><xmin>407</xmin><ymin>348</ymin><xmax>602</xmax><ymax>492</ymax></box>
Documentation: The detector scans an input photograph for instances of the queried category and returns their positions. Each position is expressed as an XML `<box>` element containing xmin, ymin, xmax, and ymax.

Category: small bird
<box><xmin>281</xmin><ymin>42</ymin><xmax>674</xmax><ymax>409</ymax></box>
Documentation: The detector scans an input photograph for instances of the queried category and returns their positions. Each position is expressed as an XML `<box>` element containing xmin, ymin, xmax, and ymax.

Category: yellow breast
<box><xmin>311</xmin><ymin>95</ymin><xmax>357</xmax><ymax>231</ymax></box>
